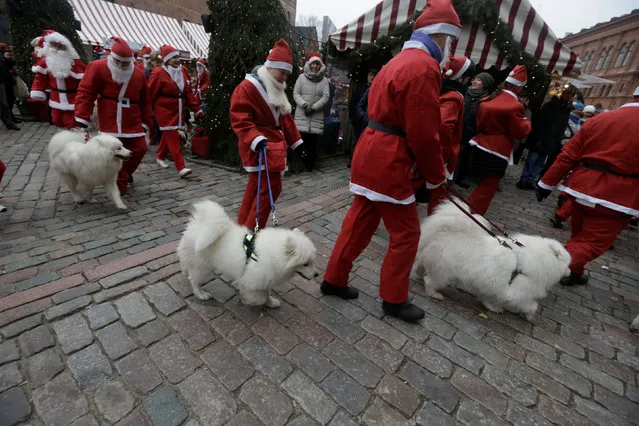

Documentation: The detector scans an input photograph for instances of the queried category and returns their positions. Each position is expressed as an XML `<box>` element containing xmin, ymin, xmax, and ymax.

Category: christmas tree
<box><xmin>7</xmin><ymin>0</ymin><xmax>87</xmax><ymax>85</ymax></box>
<box><xmin>205</xmin><ymin>0</ymin><xmax>302</xmax><ymax>167</ymax></box>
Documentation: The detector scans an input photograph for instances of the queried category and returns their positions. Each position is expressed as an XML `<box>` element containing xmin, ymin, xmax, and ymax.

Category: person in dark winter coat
<box><xmin>347</xmin><ymin>68</ymin><xmax>377</xmax><ymax>167</ymax></box>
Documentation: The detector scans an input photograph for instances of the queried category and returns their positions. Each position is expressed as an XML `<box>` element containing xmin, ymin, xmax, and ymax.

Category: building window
<box><xmin>605</xmin><ymin>85</ymin><xmax>613</xmax><ymax>96</ymax></box>
<box><xmin>615</xmin><ymin>44</ymin><xmax>628</xmax><ymax>67</ymax></box>
<box><xmin>623</xmin><ymin>41</ymin><xmax>635</xmax><ymax>67</ymax></box>
<box><xmin>595</xmin><ymin>49</ymin><xmax>607</xmax><ymax>70</ymax></box>
<box><xmin>602</xmin><ymin>46</ymin><xmax>614</xmax><ymax>69</ymax></box>
<box><xmin>582</xmin><ymin>51</ymin><xmax>593</xmax><ymax>71</ymax></box>
<box><xmin>619</xmin><ymin>82</ymin><xmax>626</xmax><ymax>93</ymax></box>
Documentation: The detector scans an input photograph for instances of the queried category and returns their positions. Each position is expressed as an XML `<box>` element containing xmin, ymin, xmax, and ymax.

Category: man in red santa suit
<box><xmin>427</xmin><ymin>55</ymin><xmax>474</xmax><ymax>215</ymax></box>
<box><xmin>466</xmin><ymin>65</ymin><xmax>532</xmax><ymax>215</ymax></box>
<box><xmin>148</xmin><ymin>45</ymin><xmax>202</xmax><ymax>178</ymax></box>
<box><xmin>30</xmin><ymin>30</ymin><xmax>86</xmax><ymax>129</ymax></box>
<box><xmin>230</xmin><ymin>38</ymin><xmax>305</xmax><ymax>230</ymax></box>
<box><xmin>536</xmin><ymin>86</ymin><xmax>639</xmax><ymax>286</ymax></box>
<box><xmin>195</xmin><ymin>59</ymin><xmax>210</xmax><ymax>103</ymax></box>
<box><xmin>320</xmin><ymin>0</ymin><xmax>461</xmax><ymax>322</ymax></box>
<box><xmin>74</xmin><ymin>37</ymin><xmax>152</xmax><ymax>193</ymax></box>
<box><xmin>136</xmin><ymin>46</ymin><xmax>151</xmax><ymax>72</ymax></box>
<box><xmin>31</xmin><ymin>35</ymin><xmax>45</xmax><ymax>66</ymax></box>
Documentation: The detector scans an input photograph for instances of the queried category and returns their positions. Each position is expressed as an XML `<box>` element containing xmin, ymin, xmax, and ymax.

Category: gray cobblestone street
<box><xmin>1</xmin><ymin>122</ymin><xmax>638</xmax><ymax>425</ymax></box>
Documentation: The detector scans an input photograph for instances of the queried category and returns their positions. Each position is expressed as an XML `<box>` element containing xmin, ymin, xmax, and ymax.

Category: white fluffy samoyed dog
<box><xmin>413</xmin><ymin>200</ymin><xmax>571</xmax><ymax>321</ymax></box>
<box><xmin>48</xmin><ymin>131</ymin><xmax>131</xmax><ymax>210</ymax></box>
<box><xmin>178</xmin><ymin>200</ymin><xmax>318</xmax><ymax>308</ymax></box>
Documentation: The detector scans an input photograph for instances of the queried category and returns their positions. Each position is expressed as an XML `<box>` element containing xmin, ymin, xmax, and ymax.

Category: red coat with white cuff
<box><xmin>439</xmin><ymin>90</ymin><xmax>464</xmax><ymax>180</ymax></box>
<box><xmin>197</xmin><ymin>70</ymin><xmax>210</xmax><ymax>100</ymax></box>
<box><xmin>74</xmin><ymin>59</ymin><xmax>152</xmax><ymax>137</ymax></box>
<box><xmin>539</xmin><ymin>102</ymin><xmax>639</xmax><ymax>217</ymax></box>
<box><xmin>230</xmin><ymin>74</ymin><xmax>303</xmax><ymax>173</ymax></box>
<box><xmin>470</xmin><ymin>90</ymin><xmax>531</xmax><ymax>164</ymax></box>
<box><xmin>30</xmin><ymin>58</ymin><xmax>85</xmax><ymax>111</ymax></box>
<box><xmin>147</xmin><ymin>66</ymin><xmax>200</xmax><ymax>131</ymax></box>
<box><xmin>350</xmin><ymin>47</ymin><xmax>446</xmax><ymax>204</ymax></box>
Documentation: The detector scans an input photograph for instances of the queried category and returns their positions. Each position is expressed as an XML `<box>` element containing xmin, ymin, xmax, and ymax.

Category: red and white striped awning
<box><xmin>181</xmin><ymin>21</ymin><xmax>209</xmax><ymax>59</ymax></box>
<box><xmin>330</xmin><ymin>0</ymin><xmax>581</xmax><ymax>75</ymax></box>
<box><xmin>69</xmin><ymin>0</ymin><xmax>198</xmax><ymax>58</ymax></box>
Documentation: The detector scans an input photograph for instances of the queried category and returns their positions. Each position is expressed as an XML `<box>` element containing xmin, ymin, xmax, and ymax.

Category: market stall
<box><xmin>181</xmin><ymin>21</ymin><xmax>209</xmax><ymax>59</ymax></box>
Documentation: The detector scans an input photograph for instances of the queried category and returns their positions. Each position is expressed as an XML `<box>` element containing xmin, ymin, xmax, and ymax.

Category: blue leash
<box><xmin>255</xmin><ymin>150</ymin><xmax>278</xmax><ymax>232</ymax></box>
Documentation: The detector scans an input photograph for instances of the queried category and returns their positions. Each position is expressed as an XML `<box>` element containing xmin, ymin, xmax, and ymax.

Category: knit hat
<box><xmin>474</xmin><ymin>72</ymin><xmax>495</xmax><ymax>91</ymax></box>
<box><xmin>109</xmin><ymin>37</ymin><xmax>134</xmax><ymax>62</ymax></box>
<box><xmin>443</xmin><ymin>56</ymin><xmax>472</xmax><ymax>80</ymax></box>
<box><xmin>583</xmin><ymin>105</ymin><xmax>596</xmax><ymax>114</ymax></box>
<box><xmin>413</xmin><ymin>0</ymin><xmax>462</xmax><ymax>39</ymax></box>
<box><xmin>505</xmin><ymin>65</ymin><xmax>527</xmax><ymax>87</ymax></box>
<box><xmin>634</xmin><ymin>86</ymin><xmax>639</xmax><ymax>97</ymax></box>
<box><xmin>572</xmin><ymin>102</ymin><xmax>585</xmax><ymax>110</ymax></box>
<box><xmin>264</xmin><ymin>38</ymin><xmax>293</xmax><ymax>73</ymax></box>
<box><xmin>159</xmin><ymin>45</ymin><xmax>179</xmax><ymax>63</ymax></box>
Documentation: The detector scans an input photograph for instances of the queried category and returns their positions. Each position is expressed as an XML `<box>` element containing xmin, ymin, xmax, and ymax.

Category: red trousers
<box><xmin>555</xmin><ymin>194</ymin><xmax>574</xmax><ymax>221</ymax></box>
<box><xmin>157</xmin><ymin>130</ymin><xmax>185</xmax><ymax>172</ymax></box>
<box><xmin>0</xmin><ymin>159</ymin><xmax>5</xmax><ymax>182</ymax></box>
<box><xmin>324</xmin><ymin>195</ymin><xmax>420</xmax><ymax>303</ymax></box>
<box><xmin>117</xmin><ymin>136</ymin><xmax>147</xmax><ymax>191</ymax></box>
<box><xmin>467</xmin><ymin>176</ymin><xmax>501</xmax><ymax>215</ymax></box>
<box><xmin>427</xmin><ymin>186</ymin><xmax>448</xmax><ymax>216</ymax></box>
<box><xmin>238</xmin><ymin>172</ymin><xmax>283</xmax><ymax>229</ymax></box>
<box><xmin>52</xmin><ymin>109</ymin><xmax>77</xmax><ymax>129</ymax></box>
<box><xmin>566</xmin><ymin>202</ymin><xmax>629</xmax><ymax>274</ymax></box>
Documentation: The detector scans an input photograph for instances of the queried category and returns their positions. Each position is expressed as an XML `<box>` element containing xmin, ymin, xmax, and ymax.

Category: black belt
<box><xmin>368</xmin><ymin>120</ymin><xmax>406</xmax><ymax>138</ymax></box>
<box><xmin>50</xmin><ymin>87</ymin><xmax>77</xmax><ymax>94</ymax></box>
<box><xmin>158</xmin><ymin>92</ymin><xmax>185</xmax><ymax>99</ymax></box>
<box><xmin>99</xmin><ymin>94</ymin><xmax>140</xmax><ymax>105</ymax></box>
<box><xmin>583</xmin><ymin>162</ymin><xmax>639</xmax><ymax>178</ymax></box>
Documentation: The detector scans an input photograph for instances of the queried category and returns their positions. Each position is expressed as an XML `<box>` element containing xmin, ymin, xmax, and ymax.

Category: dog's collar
<box><xmin>243</xmin><ymin>233</ymin><xmax>258</xmax><ymax>263</ymax></box>
<box><xmin>509</xmin><ymin>269</ymin><xmax>521</xmax><ymax>285</ymax></box>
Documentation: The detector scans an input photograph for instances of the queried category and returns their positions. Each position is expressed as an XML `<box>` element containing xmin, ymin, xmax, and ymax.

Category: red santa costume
<box><xmin>428</xmin><ymin>55</ymin><xmax>471</xmax><ymax>215</ymax></box>
<box><xmin>230</xmin><ymin>39</ymin><xmax>304</xmax><ymax>229</ymax></box>
<box><xmin>30</xmin><ymin>34</ymin><xmax>46</xmax><ymax>66</ymax></box>
<box><xmin>135</xmin><ymin>46</ymin><xmax>151</xmax><ymax>72</ymax></box>
<box><xmin>537</xmin><ymin>89</ymin><xmax>639</xmax><ymax>285</ymax></box>
<box><xmin>74</xmin><ymin>37</ymin><xmax>152</xmax><ymax>192</ymax></box>
<box><xmin>467</xmin><ymin>65</ymin><xmax>531</xmax><ymax>215</ymax></box>
<box><xmin>321</xmin><ymin>0</ymin><xmax>461</xmax><ymax>322</ymax></box>
<box><xmin>196</xmin><ymin>59</ymin><xmax>210</xmax><ymax>101</ymax></box>
<box><xmin>29</xmin><ymin>31</ymin><xmax>86</xmax><ymax>129</ymax></box>
<box><xmin>147</xmin><ymin>45</ymin><xmax>201</xmax><ymax>177</ymax></box>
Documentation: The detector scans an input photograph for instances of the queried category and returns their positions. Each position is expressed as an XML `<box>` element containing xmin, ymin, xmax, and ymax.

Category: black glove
<box><xmin>535</xmin><ymin>183</ymin><xmax>552</xmax><ymax>202</ymax></box>
<box><xmin>255</xmin><ymin>139</ymin><xmax>267</xmax><ymax>152</ymax></box>
<box><xmin>298</xmin><ymin>146</ymin><xmax>308</xmax><ymax>160</ymax></box>
<box><xmin>414</xmin><ymin>185</ymin><xmax>430</xmax><ymax>204</ymax></box>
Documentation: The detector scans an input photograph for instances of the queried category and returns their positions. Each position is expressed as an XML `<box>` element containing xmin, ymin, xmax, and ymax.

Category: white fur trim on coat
<box><xmin>251</xmin><ymin>136</ymin><xmax>267</xmax><ymax>152</ymax></box>
<box><xmin>426</xmin><ymin>178</ymin><xmax>447</xmax><ymax>189</ymax></box>
<box><xmin>537</xmin><ymin>181</ymin><xmax>556</xmax><ymax>191</ymax></box>
<box><xmin>557</xmin><ymin>185</ymin><xmax>639</xmax><ymax>217</ymax></box>
<box><xmin>349</xmin><ymin>182</ymin><xmax>416</xmax><ymax>205</ymax></box>
<box><xmin>30</xmin><ymin>90</ymin><xmax>47</xmax><ymax>101</ymax></box>
<box><xmin>291</xmin><ymin>139</ymin><xmax>303</xmax><ymax>150</ymax></box>
<box><xmin>49</xmin><ymin>100</ymin><xmax>75</xmax><ymax>111</ymax></box>
<box><xmin>469</xmin><ymin>140</ymin><xmax>514</xmax><ymax>165</ymax></box>
<box><xmin>75</xmin><ymin>117</ymin><xmax>90</xmax><ymax>126</ymax></box>
<box><xmin>32</xmin><ymin>65</ymin><xmax>47</xmax><ymax>75</ymax></box>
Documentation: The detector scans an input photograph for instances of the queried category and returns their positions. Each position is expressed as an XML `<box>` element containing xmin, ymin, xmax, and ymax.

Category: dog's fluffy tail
<box><xmin>190</xmin><ymin>200</ymin><xmax>233</xmax><ymax>252</ymax></box>
<box><xmin>48</xmin><ymin>131</ymin><xmax>85</xmax><ymax>161</ymax></box>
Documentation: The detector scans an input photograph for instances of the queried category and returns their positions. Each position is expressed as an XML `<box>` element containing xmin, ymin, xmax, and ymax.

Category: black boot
<box><xmin>549</xmin><ymin>214</ymin><xmax>564</xmax><ymax>229</ymax></box>
<box><xmin>455</xmin><ymin>180</ymin><xmax>470</xmax><ymax>189</ymax></box>
<box><xmin>382</xmin><ymin>301</ymin><xmax>425</xmax><ymax>322</ymax></box>
<box><xmin>414</xmin><ymin>185</ymin><xmax>430</xmax><ymax>204</ymax></box>
<box><xmin>561</xmin><ymin>272</ymin><xmax>589</xmax><ymax>286</ymax></box>
<box><xmin>320</xmin><ymin>281</ymin><xmax>359</xmax><ymax>299</ymax></box>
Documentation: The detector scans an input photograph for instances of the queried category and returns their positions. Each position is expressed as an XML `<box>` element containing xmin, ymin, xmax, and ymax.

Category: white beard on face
<box><xmin>440</xmin><ymin>36</ymin><xmax>453</xmax><ymax>71</ymax></box>
<box><xmin>107</xmin><ymin>56</ymin><xmax>134</xmax><ymax>85</ymax></box>
<box><xmin>257</xmin><ymin>66</ymin><xmax>291</xmax><ymax>115</ymax></box>
<box><xmin>163</xmin><ymin>65</ymin><xmax>185</xmax><ymax>92</ymax></box>
<box><xmin>197</xmin><ymin>65</ymin><xmax>205</xmax><ymax>76</ymax></box>
<box><xmin>44</xmin><ymin>46</ymin><xmax>74</xmax><ymax>79</ymax></box>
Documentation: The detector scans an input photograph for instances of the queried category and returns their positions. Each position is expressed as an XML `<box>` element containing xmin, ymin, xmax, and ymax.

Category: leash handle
<box><xmin>262</xmin><ymin>152</ymin><xmax>278</xmax><ymax>227</ymax></box>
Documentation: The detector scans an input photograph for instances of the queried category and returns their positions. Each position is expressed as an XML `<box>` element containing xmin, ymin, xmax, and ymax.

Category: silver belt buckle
<box><xmin>120</xmin><ymin>97</ymin><xmax>131</xmax><ymax>108</ymax></box>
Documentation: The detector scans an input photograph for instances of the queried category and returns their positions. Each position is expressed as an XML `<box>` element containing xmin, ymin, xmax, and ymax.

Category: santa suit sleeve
<box><xmin>139</xmin><ymin>75</ymin><xmax>153</xmax><ymax>130</ymax></box>
<box><xmin>30</xmin><ymin>60</ymin><xmax>48</xmax><ymax>101</ymax></box>
<box><xmin>184</xmin><ymin>76</ymin><xmax>201</xmax><ymax>112</ymax></box>
<box><xmin>539</xmin><ymin>125</ymin><xmax>585</xmax><ymax>190</ymax></box>
<box><xmin>439</xmin><ymin>95</ymin><xmax>461</xmax><ymax>165</ymax></box>
<box><xmin>146</xmin><ymin>68</ymin><xmax>161</xmax><ymax>111</ymax></box>
<box><xmin>74</xmin><ymin>61</ymin><xmax>103</xmax><ymax>126</ymax></box>
<box><xmin>230</xmin><ymin>84</ymin><xmax>267</xmax><ymax>152</ymax></box>
<box><xmin>281</xmin><ymin>113</ymin><xmax>303</xmax><ymax>150</ymax></box>
<box><xmin>509</xmin><ymin>103</ymin><xmax>532</xmax><ymax>140</ymax></box>
<box><xmin>72</xmin><ymin>59</ymin><xmax>86</xmax><ymax>78</ymax></box>
<box><xmin>200</xmin><ymin>71</ymin><xmax>210</xmax><ymax>92</ymax></box>
<box><xmin>403</xmin><ymin>69</ymin><xmax>446</xmax><ymax>188</ymax></box>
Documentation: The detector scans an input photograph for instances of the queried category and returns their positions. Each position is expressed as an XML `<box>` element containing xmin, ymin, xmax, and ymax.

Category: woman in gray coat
<box><xmin>293</xmin><ymin>54</ymin><xmax>330</xmax><ymax>170</ymax></box>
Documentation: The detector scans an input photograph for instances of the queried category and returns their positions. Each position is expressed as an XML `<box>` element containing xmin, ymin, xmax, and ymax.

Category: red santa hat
<box><xmin>109</xmin><ymin>37</ymin><xmax>133</xmax><ymax>62</ymax></box>
<box><xmin>307</xmin><ymin>52</ymin><xmax>322</xmax><ymax>65</ymax></box>
<box><xmin>160</xmin><ymin>45</ymin><xmax>179</xmax><ymax>63</ymax></box>
<box><xmin>140</xmin><ymin>46</ymin><xmax>152</xmax><ymax>58</ymax></box>
<box><xmin>633</xmin><ymin>85</ymin><xmax>639</xmax><ymax>97</ymax></box>
<box><xmin>443</xmin><ymin>56</ymin><xmax>472</xmax><ymax>80</ymax></box>
<box><xmin>196</xmin><ymin>58</ymin><xmax>207</xmax><ymax>69</ymax></box>
<box><xmin>505</xmin><ymin>65</ymin><xmax>528</xmax><ymax>87</ymax></box>
<box><xmin>414</xmin><ymin>0</ymin><xmax>462</xmax><ymax>39</ymax></box>
<box><xmin>264</xmin><ymin>38</ymin><xmax>293</xmax><ymax>73</ymax></box>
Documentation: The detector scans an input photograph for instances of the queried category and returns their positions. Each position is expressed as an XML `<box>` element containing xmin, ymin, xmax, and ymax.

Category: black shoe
<box><xmin>128</xmin><ymin>176</ymin><xmax>134</xmax><ymax>184</ymax></box>
<box><xmin>608</xmin><ymin>244</ymin><xmax>614</xmax><ymax>251</ymax></box>
<box><xmin>382</xmin><ymin>301</ymin><xmax>425</xmax><ymax>322</ymax></box>
<box><xmin>516</xmin><ymin>181</ymin><xmax>526</xmax><ymax>190</ymax></box>
<box><xmin>6</xmin><ymin>123</ymin><xmax>20</xmax><ymax>130</ymax></box>
<box><xmin>320</xmin><ymin>281</ymin><xmax>359</xmax><ymax>299</ymax></box>
<box><xmin>561</xmin><ymin>272</ymin><xmax>589</xmax><ymax>286</ymax></box>
<box><xmin>12</xmin><ymin>117</ymin><xmax>23</xmax><ymax>123</ymax></box>
<box><xmin>550</xmin><ymin>214</ymin><xmax>564</xmax><ymax>229</ymax></box>
<box><xmin>455</xmin><ymin>181</ymin><xmax>470</xmax><ymax>189</ymax></box>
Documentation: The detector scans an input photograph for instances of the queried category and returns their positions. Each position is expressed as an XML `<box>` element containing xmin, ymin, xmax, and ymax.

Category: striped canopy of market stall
<box><xmin>69</xmin><ymin>0</ymin><xmax>199</xmax><ymax>58</ymax></box>
<box><xmin>181</xmin><ymin>21</ymin><xmax>210</xmax><ymax>59</ymax></box>
<box><xmin>329</xmin><ymin>0</ymin><xmax>582</xmax><ymax>76</ymax></box>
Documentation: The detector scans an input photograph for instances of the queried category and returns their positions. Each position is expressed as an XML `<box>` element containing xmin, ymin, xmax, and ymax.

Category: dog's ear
<box><xmin>550</xmin><ymin>242</ymin><xmax>563</xmax><ymax>258</ymax></box>
<box><xmin>285</xmin><ymin>235</ymin><xmax>298</xmax><ymax>258</ymax></box>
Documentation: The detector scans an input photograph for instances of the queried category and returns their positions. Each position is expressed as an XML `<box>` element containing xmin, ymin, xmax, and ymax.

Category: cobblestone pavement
<box><xmin>0</xmin><ymin>122</ymin><xmax>638</xmax><ymax>426</ymax></box>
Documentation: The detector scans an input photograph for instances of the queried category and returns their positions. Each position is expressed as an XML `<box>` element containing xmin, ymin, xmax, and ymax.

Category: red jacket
<box><xmin>147</xmin><ymin>66</ymin><xmax>200</xmax><ymax>131</ymax></box>
<box><xmin>230</xmin><ymin>72</ymin><xmax>302</xmax><ymax>173</ymax></box>
<box><xmin>30</xmin><ymin>58</ymin><xmax>85</xmax><ymax>111</ymax></box>
<box><xmin>197</xmin><ymin>70</ymin><xmax>210</xmax><ymax>100</ymax></box>
<box><xmin>470</xmin><ymin>90</ymin><xmax>531</xmax><ymax>164</ymax></box>
<box><xmin>539</xmin><ymin>103</ymin><xmax>639</xmax><ymax>216</ymax></box>
<box><xmin>350</xmin><ymin>46</ymin><xmax>445</xmax><ymax>204</ymax></box>
<box><xmin>75</xmin><ymin>59</ymin><xmax>152</xmax><ymax>137</ymax></box>
<box><xmin>439</xmin><ymin>90</ymin><xmax>464</xmax><ymax>180</ymax></box>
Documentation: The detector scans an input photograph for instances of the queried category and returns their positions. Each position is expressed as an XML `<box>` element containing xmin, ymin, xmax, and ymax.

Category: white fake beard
<box><xmin>257</xmin><ymin>66</ymin><xmax>291</xmax><ymax>115</ymax></box>
<box><xmin>197</xmin><ymin>64</ymin><xmax>205</xmax><ymax>76</ymax></box>
<box><xmin>44</xmin><ymin>47</ymin><xmax>74</xmax><ymax>79</ymax></box>
<box><xmin>107</xmin><ymin>56</ymin><xmax>134</xmax><ymax>85</ymax></box>
<box><xmin>440</xmin><ymin>36</ymin><xmax>453</xmax><ymax>71</ymax></box>
<box><xmin>164</xmin><ymin>65</ymin><xmax>185</xmax><ymax>92</ymax></box>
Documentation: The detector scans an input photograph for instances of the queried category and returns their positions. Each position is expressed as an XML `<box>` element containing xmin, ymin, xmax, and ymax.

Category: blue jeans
<box><xmin>520</xmin><ymin>151</ymin><xmax>546</xmax><ymax>183</ymax></box>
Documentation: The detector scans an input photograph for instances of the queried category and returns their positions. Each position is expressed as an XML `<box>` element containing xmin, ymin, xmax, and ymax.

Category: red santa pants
<box><xmin>0</xmin><ymin>159</ymin><xmax>6</xmax><ymax>182</ymax></box>
<box><xmin>467</xmin><ymin>176</ymin><xmax>501</xmax><ymax>215</ymax></box>
<box><xmin>555</xmin><ymin>194</ymin><xmax>574</xmax><ymax>221</ymax></box>
<box><xmin>237</xmin><ymin>172</ymin><xmax>283</xmax><ymax>229</ymax></box>
<box><xmin>51</xmin><ymin>109</ymin><xmax>77</xmax><ymax>129</ymax></box>
<box><xmin>324</xmin><ymin>195</ymin><xmax>420</xmax><ymax>303</ymax></box>
<box><xmin>566</xmin><ymin>202</ymin><xmax>629</xmax><ymax>274</ymax></box>
<box><xmin>427</xmin><ymin>186</ymin><xmax>448</xmax><ymax>216</ymax></box>
<box><xmin>117</xmin><ymin>136</ymin><xmax>147</xmax><ymax>191</ymax></box>
<box><xmin>157</xmin><ymin>130</ymin><xmax>185</xmax><ymax>172</ymax></box>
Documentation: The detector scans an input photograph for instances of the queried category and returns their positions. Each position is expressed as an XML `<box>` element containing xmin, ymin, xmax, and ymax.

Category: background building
<box><xmin>561</xmin><ymin>9</ymin><xmax>639</xmax><ymax>109</ymax></box>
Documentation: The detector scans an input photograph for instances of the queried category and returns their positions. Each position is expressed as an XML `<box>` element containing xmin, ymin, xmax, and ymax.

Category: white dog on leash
<box><xmin>413</xmin><ymin>200</ymin><xmax>571</xmax><ymax>320</ymax></box>
<box><xmin>177</xmin><ymin>200</ymin><xmax>318</xmax><ymax>307</ymax></box>
<box><xmin>48</xmin><ymin>131</ymin><xmax>131</xmax><ymax>209</ymax></box>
